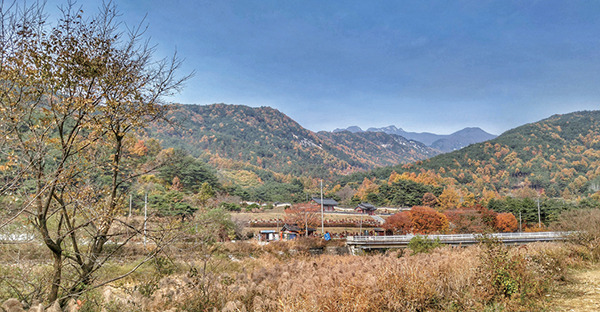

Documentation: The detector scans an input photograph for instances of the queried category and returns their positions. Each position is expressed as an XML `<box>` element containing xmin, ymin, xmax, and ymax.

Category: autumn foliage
<box><xmin>444</xmin><ymin>209</ymin><xmax>487</xmax><ymax>234</ymax></box>
<box><xmin>422</xmin><ymin>192</ymin><xmax>439</xmax><ymax>208</ymax></box>
<box><xmin>495</xmin><ymin>213</ymin><xmax>518</xmax><ymax>232</ymax></box>
<box><xmin>411</xmin><ymin>206</ymin><xmax>449</xmax><ymax>234</ymax></box>
<box><xmin>284</xmin><ymin>203</ymin><xmax>319</xmax><ymax>232</ymax></box>
<box><xmin>383</xmin><ymin>211</ymin><xmax>412</xmax><ymax>234</ymax></box>
<box><xmin>384</xmin><ymin>206</ymin><xmax>449</xmax><ymax>234</ymax></box>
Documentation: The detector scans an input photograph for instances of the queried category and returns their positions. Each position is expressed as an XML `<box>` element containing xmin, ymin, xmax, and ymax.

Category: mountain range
<box><xmin>148</xmin><ymin>104</ymin><xmax>439</xmax><ymax>181</ymax></box>
<box><xmin>333</xmin><ymin>125</ymin><xmax>497</xmax><ymax>152</ymax></box>
<box><xmin>343</xmin><ymin>110</ymin><xmax>600</xmax><ymax>199</ymax></box>
<box><xmin>148</xmin><ymin>104</ymin><xmax>600</xmax><ymax>200</ymax></box>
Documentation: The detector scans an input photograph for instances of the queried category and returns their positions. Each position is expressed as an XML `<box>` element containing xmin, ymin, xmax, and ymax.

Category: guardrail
<box><xmin>346</xmin><ymin>231</ymin><xmax>573</xmax><ymax>251</ymax></box>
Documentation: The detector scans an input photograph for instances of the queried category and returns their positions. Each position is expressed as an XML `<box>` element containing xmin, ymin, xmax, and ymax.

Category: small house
<box><xmin>356</xmin><ymin>203</ymin><xmax>377</xmax><ymax>215</ymax></box>
<box><xmin>311</xmin><ymin>197</ymin><xmax>338</xmax><ymax>212</ymax></box>
<box><xmin>258</xmin><ymin>230</ymin><xmax>279</xmax><ymax>242</ymax></box>
<box><xmin>280</xmin><ymin>223</ymin><xmax>315</xmax><ymax>240</ymax></box>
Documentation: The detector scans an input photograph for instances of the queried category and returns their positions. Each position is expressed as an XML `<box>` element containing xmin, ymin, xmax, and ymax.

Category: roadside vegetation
<box><xmin>1</xmin><ymin>209</ymin><xmax>600</xmax><ymax>311</ymax></box>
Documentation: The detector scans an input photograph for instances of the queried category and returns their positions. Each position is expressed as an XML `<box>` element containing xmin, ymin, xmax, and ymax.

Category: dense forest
<box><xmin>143</xmin><ymin>108</ymin><xmax>600</xmax><ymax>219</ymax></box>
<box><xmin>147</xmin><ymin>104</ymin><xmax>437</xmax><ymax>178</ymax></box>
<box><xmin>342</xmin><ymin>111</ymin><xmax>600</xmax><ymax>197</ymax></box>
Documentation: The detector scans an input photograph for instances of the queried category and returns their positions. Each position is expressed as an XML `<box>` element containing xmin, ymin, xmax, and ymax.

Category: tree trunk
<box><xmin>49</xmin><ymin>250</ymin><xmax>62</xmax><ymax>303</ymax></box>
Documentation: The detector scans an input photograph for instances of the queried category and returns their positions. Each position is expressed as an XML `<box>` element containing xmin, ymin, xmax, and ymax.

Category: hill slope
<box><xmin>148</xmin><ymin>104</ymin><xmax>439</xmax><ymax>179</ymax></box>
<box><xmin>345</xmin><ymin>111</ymin><xmax>600</xmax><ymax>198</ymax></box>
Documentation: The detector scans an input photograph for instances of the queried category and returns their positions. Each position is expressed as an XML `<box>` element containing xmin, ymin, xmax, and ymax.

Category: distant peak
<box><xmin>452</xmin><ymin>127</ymin><xmax>497</xmax><ymax>137</ymax></box>
<box><xmin>333</xmin><ymin>126</ymin><xmax>363</xmax><ymax>133</ymax></box>
<box><xmin>366</xmin><ymin>125</ymin><xmax>404</xmax><ymax>133</ymax></box>
<box><xmin>382</xmin><ymin>125</ymin><xmax>402</xmax><ymax>132</ymax></box>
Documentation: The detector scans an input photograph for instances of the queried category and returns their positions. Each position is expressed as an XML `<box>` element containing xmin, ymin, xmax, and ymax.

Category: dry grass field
<box><xmin>549</xmin><ymin>265</ymin><xmax>600</xmax><ymax>311</ymax></box>
<box><xmin>4</xmin><ymin>209</ymin><xmax>600</xmax><ymax>311</ymax></box>
<box><xmin>0</xmin><ymin>235</ymin><xmax>596</xmax><ymax>312</ymax></box>
<box><xmin>112</xmin><ymin>240</ymin><xmax>589</xmax><ymax>311</ymax></box>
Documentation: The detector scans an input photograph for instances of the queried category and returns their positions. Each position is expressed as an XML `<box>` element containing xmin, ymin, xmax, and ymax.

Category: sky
<box><xmin>41</xmin><ymin>0</ymin><xmax>600</xmax><ymax>135</ymax></box>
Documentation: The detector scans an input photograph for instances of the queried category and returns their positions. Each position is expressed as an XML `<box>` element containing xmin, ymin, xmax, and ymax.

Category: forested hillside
<box><xmin>148</xmin><ymin>104</ymin><xmax>438</xmax><ymax>179</ymax></box>
<box><xmin>343</xmin><ymin>111</ymin><xmax>600</xmax><ymax>199</ymax></box>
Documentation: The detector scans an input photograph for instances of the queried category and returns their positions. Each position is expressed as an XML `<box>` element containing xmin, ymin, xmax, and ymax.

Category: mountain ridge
<box><xmin>148</xmin><ymin>103</ymin><xmax>440</xmax><ymax>180</ymax></box>
<box><xmin>333</xmin><ymin>125</ymin><xmax>497</xmax><ymax>152</ymax></box>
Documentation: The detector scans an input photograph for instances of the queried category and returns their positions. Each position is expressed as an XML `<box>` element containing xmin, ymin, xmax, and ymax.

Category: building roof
<box><xmin>312</xmin><ymin>197</ymin><xmax>338</xmax><ymax>206</ymax></box>
<box><xmin>281</xmin><ymin>224</ymin><xmax>301</xmax><ymax>232</ymax></box>
<box><xmin>357</xmin><ymin>203</ymin><xmax>377</xmax><ymax>211</ymax></box>
<box><xmin>281</xmin><ymin>224</ymin><xmax>316</xmax><ymax>233</ymax></box>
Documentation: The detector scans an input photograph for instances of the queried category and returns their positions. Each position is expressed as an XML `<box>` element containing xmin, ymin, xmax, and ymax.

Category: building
<box><xmin>280</xmin><ymin>223</ymin><xmax>316</xmax><ymax>240</ymax></box>
<box><xmin>355</xmin><ymin>203</ymin><xmax>377</xmax><ymax>215</ymax></box>
<box><xmin>311</xmin><ymin>197</ymin><xmax>338</xmax><ymax>212</ymax></box>
<box><xmin>258</xmin><ymin>230</ymin><xmax>279</xmax><ymax>242</ymax></box>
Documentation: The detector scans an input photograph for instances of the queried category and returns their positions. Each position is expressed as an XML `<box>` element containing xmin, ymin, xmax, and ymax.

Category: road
<box><xmin>551</xmin><ymin>266</ymin><xmax>600</xmax><ymax>311</ymax></box>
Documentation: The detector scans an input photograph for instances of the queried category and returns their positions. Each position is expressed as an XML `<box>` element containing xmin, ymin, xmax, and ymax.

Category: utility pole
<box><xmin>306</xmin><ymin>215</ymin><xmax>309</xmax><ymax>237</ymax></box>
<box><xmin>519</xmin><ymin>210</ymin><xmax>522</xmax><ymax>232</ymax></box>
<box><xmin>129</xmin><ymin>194</ymin><xmax>132</xmax><ymax>218</ymax></box>
<box><xmin>537</xmin><ymin>197</ymin><xmax>541</xmax><ymax>228</ymax></box>
<box><xmin>360</xmin><ymin>213</ymin><xmax>363</xmax><ymax>236</ymax></box>
<box><xmin>143</xmin><ymin>192</ymin><xmax>148</xmax><ymax>247</ymax></box>
<box><xmin>320</xmin><ymin>180</ymin><xmax>324</xmax><ymax>235</ymax></box>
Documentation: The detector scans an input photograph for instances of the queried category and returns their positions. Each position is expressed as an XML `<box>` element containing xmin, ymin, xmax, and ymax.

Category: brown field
<box><xmin>4</xmin><ymin>209</ymin><xmax>600</xmax><ymax>311</ymax></box>
<box><xmin>1</xmin><ymin>231</ymin><xmax>597</xmax><ymax>312</ymax></box>
<box><xmin>91</xmin><ymin>240</ymin><xmax>588</xmax><ymax>312</ymax></box>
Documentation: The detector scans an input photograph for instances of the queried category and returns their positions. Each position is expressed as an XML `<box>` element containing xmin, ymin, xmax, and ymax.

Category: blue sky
<box><xmin>43</xmin><ymin>0</ymin><xmax>600</xmax><ymax>135</ymax></box>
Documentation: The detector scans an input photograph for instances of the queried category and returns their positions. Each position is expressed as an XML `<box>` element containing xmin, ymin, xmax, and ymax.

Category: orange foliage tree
<box><xmin>131</xmin><ymin>139</ymin><xmax>149</xmax><ymax>156</ymax></box>
<box><xmin>443</xmin><ymin>204</ymin><xmax>499</xmax><ymax>234</ymax></box>
<box><xmin>355</xmin><ymin>177</ymin><xmax>379</xmax><ymax>201</ymax></box>
<box><xmin>410</xmin><ymin>206</ymin><xmax>449</xmax><ymax>234</ymax></box>
<box><xmin>383</xmin><ymin>211</ymin><xmax>412</xmax><ymax>234</ymax></box>
<box><xmin>388</xmin><ymin>171</ymin><xmax>402</xmax><ymax>184</ymax></box>
<box><xmin>495</xmin><ymin>212</ymin><xmax>518</xmax><ymax>232</ymax></box>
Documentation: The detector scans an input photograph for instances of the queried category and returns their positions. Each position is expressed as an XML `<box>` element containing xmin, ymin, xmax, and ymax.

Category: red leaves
<box><xmin>383</xmin><ymin>211</ymin><xmax>412</xmax><ymax>235</ymax></box>
<box><xmin>411</xmin><ymin>206</ymin><xmax>449</xmax><ymax>234</ymax></box>
<box><xmin>383</xmin><ymin>206</ymin><xmax>449</xmax><ymax>235</ymax></box>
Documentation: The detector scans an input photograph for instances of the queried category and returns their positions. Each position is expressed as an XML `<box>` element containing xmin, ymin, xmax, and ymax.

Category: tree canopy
<box><xmin>0</xmin><ymin>1</ymin><xmax>188</xmax><ymax>304</ymax></box>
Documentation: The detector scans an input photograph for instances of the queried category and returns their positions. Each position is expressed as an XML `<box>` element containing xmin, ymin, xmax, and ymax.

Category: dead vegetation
<box><xmin>14</xmin><ymin>240</ymin><xmax>579</xmax><ymax>312</ymax></box>
<box><xmin>4</xmin><ymin>209</ymin><xmax>600</xmax><ymax>311</ymax></box>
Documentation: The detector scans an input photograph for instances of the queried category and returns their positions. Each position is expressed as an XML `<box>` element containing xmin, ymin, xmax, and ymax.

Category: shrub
<box><xmin>219</xmin><ymin>202</ymin><xmax>242</xmax><ymax>212</ymax></box>
<box><xmin>551</xmin><ymin>208</ymin><xmax>600</xmax><ymax>262</ymax></box>
<box><xmin>408</xmin><ymin>235</ymin><xmax>442</xmax><ymax>254</ymax></box>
